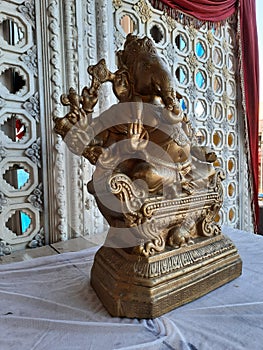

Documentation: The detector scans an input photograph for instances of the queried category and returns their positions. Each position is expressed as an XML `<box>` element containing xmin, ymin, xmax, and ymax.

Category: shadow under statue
<box><xmin>54</xmin><ymin>34</ymin><xmax>242</xmax><ymax>318</ymax></box>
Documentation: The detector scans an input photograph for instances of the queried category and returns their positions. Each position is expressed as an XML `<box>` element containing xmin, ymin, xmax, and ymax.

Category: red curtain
<box><xmin>151</xmin><ymin>0</ymin><xmax>259</xmax><ymax>231</ymax></box>
<box><xmin>152</xmin><ymin>0</ymin><xmax>237</xmax><ymax>21</ymax></box>
<box><xmin>239</xmin><ymin>0</ymin><xmax>259</xmax><ymax>231</ymax></box>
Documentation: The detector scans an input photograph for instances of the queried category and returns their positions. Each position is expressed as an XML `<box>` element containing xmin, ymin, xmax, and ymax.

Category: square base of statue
<box><xmin>90</xmin><ymin>234</ymin><xmax>242</xmax><ymax>319</ymax></box>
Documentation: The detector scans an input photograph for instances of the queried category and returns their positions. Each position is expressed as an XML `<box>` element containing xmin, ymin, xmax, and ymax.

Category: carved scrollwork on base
<box><xmin>104</xmin><ymin>167</ymin><xmax>226</xmax><ymax>256</ymax></box>
<box><xmin>109</xmin><ymin>174</ymin><xmax>148</xmax><ymax>215</ymax></box>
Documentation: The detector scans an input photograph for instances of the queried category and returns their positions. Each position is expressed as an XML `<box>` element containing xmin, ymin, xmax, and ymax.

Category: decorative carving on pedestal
<box><xmin>92</xmin><ymin>235</ymin><xmax>241</xmax><ymax>318</ymax></box>
<box><xmin>54</xmin><ymin>34</ymin><xmax>242</xmax><ymax>318</ymax></box>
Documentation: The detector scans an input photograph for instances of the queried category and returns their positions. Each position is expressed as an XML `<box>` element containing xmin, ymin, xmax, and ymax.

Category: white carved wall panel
<box><xmin>35</xmin><ymin>0</ymin><xmax>109</xmax><ymax>243</ymax></box>
<box><xmin>0</xmin><ymin>0</ymin><xmax>253</xmax><ymax>255</ymax></box>
<box><xmin>0</xmin><ymin>0</ymin><xmax>44</xmax><ymax>252</ymax></box>
<box><xmin>78</xmin><ymin>0</ymin><xmax>115</xmax><ymax>237</ymax></box>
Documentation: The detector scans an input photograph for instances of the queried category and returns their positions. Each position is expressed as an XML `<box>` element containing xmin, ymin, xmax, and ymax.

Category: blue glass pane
<box><xmin>17</xmin><ymin>168</ymin><xmax>29</xmax><ymax>189</ymax></box>
<box><xmin>180</xmin><ymin>99</ymin><xmax>187</xmax><ymax>111</ymax></box>
<box><xmin>177</xmin><ymin>67</ymin><xmax>186</xmax><ymax>83</ymax></box>
<box><xmin>196</xmin><ymin>42</ymin><xmax>205</xmax><ymax>57</ymax></box>
<box><xmin>180</xmin><ymin>69</ymin><xmax>185</xmax><ymax>83</ymax></box>
<box><xmin>20</xmin><ymin>212</ymin><xmax>31</xmax><ymax>233</ymax></box>
<box><xmin>176</xmin><ymin>35</ymin><xmax>186</xmax><ymax>51</ymax></box>
<box><xmin>196</xmin><ymin>72</ymin><xmax>205</xmax><ymax>88</ymax></box>
<box><xmin>179</xmin><ymin>37</ymin><xmax>186</xmax><ymax>50</ymax></box>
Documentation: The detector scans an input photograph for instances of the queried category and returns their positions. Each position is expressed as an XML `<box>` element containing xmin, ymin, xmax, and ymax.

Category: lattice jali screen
<box><xmin>113</xmin><ymin>0</ymin><xmax>252</xmax><ymax>230</ymax></box>
<box><xmin>0</xmin><ymin>0</ymin><xmax>43</xmax><ymax>252</ymax></box>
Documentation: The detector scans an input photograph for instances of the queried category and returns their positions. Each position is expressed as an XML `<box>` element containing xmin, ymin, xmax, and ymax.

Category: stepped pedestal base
<box><xmin>90</xmin><ymin>234</ymin><xmax>242</xmax><ymax>319</ymax></box>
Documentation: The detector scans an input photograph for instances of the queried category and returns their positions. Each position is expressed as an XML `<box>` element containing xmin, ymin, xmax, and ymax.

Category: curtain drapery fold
<box><xmin>150</xmin><ymin>0</ymin><xmax>259</xmax><ymax>231</ymax></box>
<box><xmin>151</xmin><ymin>0</ymin><xmax>237</xmax><ymax>21</ymax></box>
<box><xmin>239</xmin><ymin>0</ymin><xmax>259</xmax><ymax>231</ymax></box>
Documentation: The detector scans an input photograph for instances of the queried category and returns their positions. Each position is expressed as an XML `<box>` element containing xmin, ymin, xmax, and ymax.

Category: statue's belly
<box><xmin>166</xmin><ymin>142</ymin><xmax>191</xmax><ymax>163</ymax></box>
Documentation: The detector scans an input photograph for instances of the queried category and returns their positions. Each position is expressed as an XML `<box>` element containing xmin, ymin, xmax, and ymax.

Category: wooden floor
<box><xmin>0</xmin><ymin>233</ymin><xmax>107</xmax><ymax>265</ymax></box>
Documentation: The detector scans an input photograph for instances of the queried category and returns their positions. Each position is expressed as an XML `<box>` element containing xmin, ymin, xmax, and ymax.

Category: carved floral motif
<box><xmin>20</xmin><ymin>45</ymin><xmax>38</xmax><ymax>77</ymax></box>
<box><xmin>113</xmin><ymin>0</ymin><xmax>122</xmax><ymax>9</ymax></box>
<box><xmin>23</xmin><ymin>92</ymin><xmax>40</xmax><ymax>122</ymax></box>
<box><xmin>161</xmin><ymin>13</ymin><xmax>177</xmax><ymax>32</ymax></box>
<box><xmin>222</xmin><ymin>145</ymin><xmax>230</xmax><ymax>159</ymax></box>
<box><xmin>28</xmin><ymin>227</ymin><xmax>45</xmax><ymax>248</ymax></box>
<box><xmin>0</xmin><ymin>192</ymin><xmax>8</xmax><ymax>213</ymax></box>
<box><xmin>18</xmin><ymin>0</ymin><xmax>36</xmax><ymax>28</ymax></box>
<box><xmin>186</xmin><ymin>52</ymin><xmax>198</xmax><ymax>72</ymax></box>
<box><xmin>134</xmin><ymin>0</ymin><xmax>152</xmax><ymax>23</ymax></box>
<box><xmin>222</xmin><ymin>38</ymin><xmax>228</xmax><ymax>53</ymax></box>
<box><xmin>206</xmin><ymin>30</ymin><xmax>215</xmax><ymax>47</ymax></box>
<box><xmin>187</xmin><ymin>25</ymin><xmax>197</xmax><ymax>40</ymax></box>
<box><xmin>0</xmin><ymin>143</ymin><xmax>7</xmax><ymax>161</ymax></box>
<box><xmin>186</xmin><ymin>83</ymin><xmax>197</xmax><ymax>102</ymax></box>
<box><xmin>163</xmin><ymin>43</ymin><xmax>177</xmax><ymax>66</ymax></box>
<box><xmin>206</xmin><ymin>58</ymin><xmax>215</xmax><ymax>77</ymax></box>
<box><xmin>222</xmin><ymin>91</ymin><xmax>230</xmax><ymax>107</ymax></box>
<box><xmin>28</xmin><ymin>183</ymin><xmax>43</xmax><ymax>211</ymax></box>
<box><xmin>204</xmin><ymin>87</ymin><xmax>215</xmax><ymax>104</ymax></box>
<box><xmin>114</xmin><ymin>29</ymin><xmax>125</xmax><ymax>50</ymax></box>
<box><xmin>0</xmin><ymin>239</ymin><xmax>12</xmax><ymax>256</ymax></box>
<box><xmin>206</xmin><ymin>116</ymin><xmax>216</xmax><ymax>134</ymax></box>
<box><xmin>25</xmin><ymin>138</ymin><xmax>41</xmax><ymax>167</ymax></box>
<box><xmin>222</xmin><ymin>65</ymin><xmax>230</xmax><ymax>80</ymax></box>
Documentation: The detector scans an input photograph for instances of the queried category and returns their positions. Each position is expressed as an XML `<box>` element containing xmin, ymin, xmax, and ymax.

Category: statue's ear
<box><xmin>113</xmin><ymin>68</ymin><xmax>130</xmax><ymax>88</ymax></box>
<box><xmin>118</xmin><ymin>69</ymin><xmax>129</xmax><ymax>80</ymax></box>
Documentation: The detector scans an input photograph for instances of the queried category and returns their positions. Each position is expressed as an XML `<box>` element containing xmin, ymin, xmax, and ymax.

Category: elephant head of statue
<box><xmin>116</xmin><ymin>34</ymin><xmax>178</xmax><ymax>108</ymax></box>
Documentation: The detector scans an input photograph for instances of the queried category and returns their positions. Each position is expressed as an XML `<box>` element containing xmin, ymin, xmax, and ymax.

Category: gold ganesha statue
<box><xmin>54</xmin><ymin>34</ymin><xmax>225</xmax><ymax>257</ymax></box>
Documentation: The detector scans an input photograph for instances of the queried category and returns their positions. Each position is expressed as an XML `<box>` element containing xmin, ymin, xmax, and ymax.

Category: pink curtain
<box><xmin>150</xmin><ymin>0</ymin><xmax>259</xmax><ymax>231</ymax></box>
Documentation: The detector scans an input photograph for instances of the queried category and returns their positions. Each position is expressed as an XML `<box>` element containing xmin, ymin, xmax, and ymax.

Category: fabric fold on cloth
<box><xmin>1</xmin><ymin>227</ymin><xmax>263</xmax><ymax>350</ymax></box>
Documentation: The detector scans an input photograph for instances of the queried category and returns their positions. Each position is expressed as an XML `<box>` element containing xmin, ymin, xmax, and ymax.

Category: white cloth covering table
<box><xmin>0</xmin><ymin>226</ymin><xmax>263</xmax><ymax>350</ymax></box>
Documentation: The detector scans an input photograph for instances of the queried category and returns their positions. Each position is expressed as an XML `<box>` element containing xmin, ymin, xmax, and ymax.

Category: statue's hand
<box><xmin>83</xmin><ymin>145</ymin><xmax>103</xmax><ymax>164</ymax></box>
<box><xmin>63</xmin><ymin>112</ymin><xmax>94</xmax><ymax>156</ymax></box>
<box><xmin>205</xmin><ymin>150</ymin><xmax>217</xmax><ymax>163</ymax></box>
<box><xmin>81</xmin><ymin>87</ymin><xmax>99</xmax><ymax>113</ymax></box>
<box><xmin>128</xmin><ymin>120</ymin><xmax>149</xmax><ymax>151</ymax></box>
<box><xmin>191</xmin><ymin>145</ymin><xmax>217</xmax><ymax>163</ymax></box>
<box><xmin>78</xmin><ymin>108</ymin><xmax>92</xmax><ymax>130</ymax></box>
